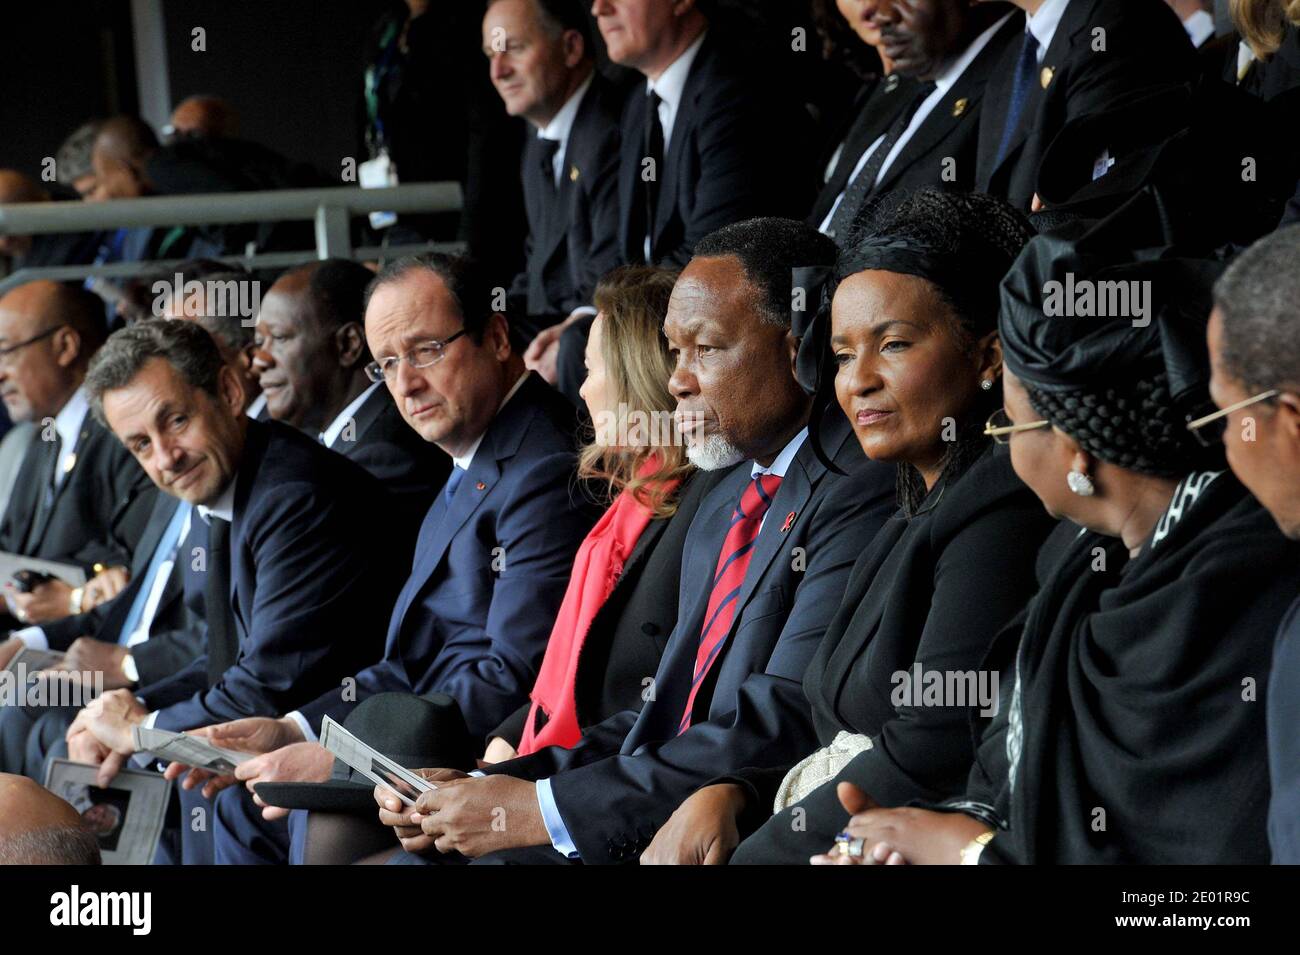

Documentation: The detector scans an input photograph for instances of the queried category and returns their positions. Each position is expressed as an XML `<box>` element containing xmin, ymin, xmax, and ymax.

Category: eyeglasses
<box><xmin>0</xmin><ymin>326</ymin><xmax>64</xmax><ymax>365</ymax></box>
<box><xmin>1184</xmin><ymin>389</ymin><xmax>1279</xmax><ymax>446</ymax></box>
<box><xmin>364</xmin><ymin>330</ymin><xmax>467</xmax><ymax>383</ymax></box>
<box><xmin>984</xmin><ymin>408</ymin><xmax>1051</xmax><ymax>445</ymax></box>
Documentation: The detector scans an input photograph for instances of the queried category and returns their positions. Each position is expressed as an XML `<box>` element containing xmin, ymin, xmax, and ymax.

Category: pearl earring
<box><xmin>1067</xmin><ymin>469</ymin><xmax>1095</xmax><ymax>497</ymax></box>
<box><xmin>980</xmin><ymin>379</ymin><xmax>993</xmax><ymax>391</ymax></box>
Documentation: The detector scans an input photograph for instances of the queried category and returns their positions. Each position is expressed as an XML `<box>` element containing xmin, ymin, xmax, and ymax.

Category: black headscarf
<box><xmin>999</xmin><ymin>189</ymin><xmax>1226</xmax><ymax>417</ymax></box>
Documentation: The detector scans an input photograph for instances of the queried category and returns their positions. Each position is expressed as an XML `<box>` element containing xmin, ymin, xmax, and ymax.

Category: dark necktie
<box><xmin>635</xmin><ymin>91</ymin><xmax>665</xmax><ymax>264</ymax></box>
<box><xmin>678</xmin><ymin>473</ymin><xmax>782</xmax><ymax>734</ymax></box>
<box><xmin>203</xmin><ymin>516</ymin><xmax>237</xmax><ymax>687</ymax></box>
<box><xmin>537</xmin><ymin>137</ymin><xmax>561</xmax><ymax>191</ymax></box>
<box><xmin>994</xmin><ymin>29</ymin><xmax>1040</xmax><ymax>168</ymax></box>
<box><xmin>23</xmin><ymin>433</ymin><xmax>63</xmax><ymax>553</ymax></box>
<box><xmin>826</xmin><ymin>82</ymin><xmax>935</xmax><ymax>241</ymax></box>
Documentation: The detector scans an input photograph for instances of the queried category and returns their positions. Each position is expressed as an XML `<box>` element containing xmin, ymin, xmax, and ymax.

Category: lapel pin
<box><xmin>475</xmin><ymin>481</ymin><xmax>486</xmax><ymax>491</ymax></box>
<box><xmin>1040</xmin><ymin>66</ymin><xmax>1055</xmax><ymax>90</ymax></box>
<box><xmin>569</xmin><ymin>165</ymin><xmax>580</xmax><ymax>182</ymax></box>
<box><xmin>952</xmin><ymin>98</ymin><xmax>968</xmax><ymax>118</ymax></box>
<box><xmin>780</xmin><ymin>511</ymin><xmax>796</xmax><ymax>533</ymax></box>
<box><xmin>62</xmin><ymin>453</ymin><xmax>77</xmax><ymax>474</ymax></box>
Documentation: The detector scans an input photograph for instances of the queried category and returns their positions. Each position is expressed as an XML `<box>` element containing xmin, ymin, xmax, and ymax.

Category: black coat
<box><xmin>489</xmin><ymin>467</ymin><xmax>729</xmax><ymax>748</ymax></box>
<box><xmin>729</xmin><ymin>448</ymin><xmax>1054</xmax><ymax>864</ymax></box>
<box><xmin>0</xmin><ymin>412</ymin><xmax>156</xmax><ymax>571</ymax></box>
<box><xmin>509</xmin><ymin>74</ymin><xmax>627</xmax><ymax>331</ymax></box>
<box><xmin>327</xmin><ymin>383</ymin><xmax>449</xmax><ymax>548</ymax></box>
<box><xmin>616</xmin><ymin>31</ymin><xmax>816</xmax><ymax>267</ymax></box>
<box><xmin>975</xmin><ymin>0</ymin><xmax>1195</xmax><ymax>211</ymax></box>
<box><xmin>40</xmin><ymin>494</ymin><xmax>205</xmax><ymax>688</ymax></box>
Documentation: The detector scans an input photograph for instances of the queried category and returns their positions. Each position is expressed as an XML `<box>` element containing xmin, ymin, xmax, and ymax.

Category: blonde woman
<box><xmin>478</xmin><ymin>266</ymin><xmax>724</xmax><ymax>764</ymax></box>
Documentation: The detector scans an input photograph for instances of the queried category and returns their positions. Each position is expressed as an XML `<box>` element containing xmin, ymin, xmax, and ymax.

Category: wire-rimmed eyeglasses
<box><xmin>364</xmin><ymin>330</ymin><xmax>467</xmax><ymax>383</ymax></box>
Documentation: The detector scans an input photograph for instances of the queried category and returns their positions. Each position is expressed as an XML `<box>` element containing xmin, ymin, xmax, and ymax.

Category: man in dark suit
<box><xmin>600</xmin><ymin>0</ymin><xmax>816</xmax><ymax>267</ymax></box>
<box><xmin>811</xmin><ymin>1</ymin><xmax>1023</xmax><ymax>244</ymax></box>
<box><xmin>974</xmin><ymin>0</ymin><xmax>1195</xmax><ymax>212</ymax></box>
<box><xmin>485</xmin><ymin>0</ymin><xmax>625</xmax><ymax>344</ymax></box>
<box><xmin>374</xmin><ymin>218</ymin><xmax>896</xmax><ymax>865</ymax></box>
<box><xmin>180</xmin><ymin>254</ymin><xmax>597</xmax><ymax>864</ymax></box>
<box><xmin>0</xmin><ymin>492</ymin><xmax>206</xmax><ymax>778</ymax></box>
<box><xmin>250</xmin><ymin>259</ymin><xmax>448</xmax><ymax>532</ymax></box>
<box><xmin>0</xmin><ymin>281</ymin><xmax>156</xmax><ymax>624</ymax></box>
<box><xmin>61</xmin><ymin>318</ymin><xmax>402</xmax><ymax>806</ymax></box>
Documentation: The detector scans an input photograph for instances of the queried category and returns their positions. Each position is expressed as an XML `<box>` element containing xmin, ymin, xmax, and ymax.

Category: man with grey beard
<box><xmin>374</xmin><ymin>218</ymin><xmax>896</xmax><ymax>866</ymax></box>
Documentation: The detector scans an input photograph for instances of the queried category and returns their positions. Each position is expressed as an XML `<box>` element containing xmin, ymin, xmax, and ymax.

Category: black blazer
<box><xmin>328</xmin><ymin>383</ymin><xmax>449</xmax><ymax>541</ymax></box>
<box><xmin>40</xmin><ymin>494</ymin><xmax>205</xmax><ymax>688</ymax></box>
<box><xmin>806</xmin><ymin>75</ymin><xmax>918</xmax><ymax>228</ymax></box>
<box><xmin>975</xmin><ymin>0</ymin><xmax>1195</xmax><ymax>211</ymax></box>
<box><xmin>728</xmin><ymin>448</ymin><xmax>1055</xmax><ymax>864</ymax></box>
<box><xmin>616</xmin><ymin>31</ymin><xmax>816</xmax><ymax>266</ymax></box>
<box><xmin>509</xmin><ymin>73</ymin><xmax>626</xmax><ymax>327</ymax></box>
<box><xmin>143</xmin><ymin>420</ymin><xmax>407</xmax><ymax>732</ymax></box>
<box><xmin>483</xmin><ymin>414</ymin><xmax>897</xmax><ymax>863</ymax></box>
<box><xmin>0</xmin><ymin>411</ymin><xmax>156</xmax><ymax>571</ymax></box>
<box><xmin>489</xmin><ymin>467</ymin><xmax>729</xmax><ymax>748</ymax></box>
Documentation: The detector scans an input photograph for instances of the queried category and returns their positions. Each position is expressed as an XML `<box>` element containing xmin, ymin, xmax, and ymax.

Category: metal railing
<box><xmin>0</xmin><ymin>182</ymin><xmax>464</xmax><ymax>293</ymax></box>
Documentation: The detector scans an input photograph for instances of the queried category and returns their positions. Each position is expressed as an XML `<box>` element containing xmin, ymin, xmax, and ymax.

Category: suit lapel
<box><xmin>342</xmin><ymin>386</ymin><xmax>389</xmax><ymax>453</ymax></box>
<box><xmin>2</xmin><ymin>430</ymin><xmax>45</xmax><ymax>551</ymax></box>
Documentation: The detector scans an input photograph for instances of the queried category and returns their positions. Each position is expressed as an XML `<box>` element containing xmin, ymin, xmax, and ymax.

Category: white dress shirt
<box><xmin>1027</xmin><ymin>0</ymin><xmax>1071</xmax><ymax>62</ymax></box>
<box><xmin>51</xmin><ymin>385</ymin><xmax>90</xmax><ymax>489</ymax></box>
<box><xmin>319</xmin><ymin>382</ymin><xmax>382</xmax><ymax>449</ymax></box>
<box><xmin>641</xmin><ymin>29</ymin><xmax>708</xmax><ymax>261</ymax></box>
<box><xmin>246</xmin><ymin>392</ymin><xmax>268</xmax><ymax>420</ymax></box>
<box><xmin>535</xmin><ymin>426</ymin><xmax>809</xmax><ymax>859</ymax></box>
<box><xmin>1182</xmin><ymin>9</ymin><xmax>1215</xmax><ymax>48</ymax></box>
<box><xmin>537</xmin><ymin>73</ymin><xmax>594</xmax><ymax>187</ymax></box>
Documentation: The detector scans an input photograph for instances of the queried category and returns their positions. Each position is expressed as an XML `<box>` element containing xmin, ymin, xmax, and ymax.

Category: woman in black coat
<box><xmin>819</xmin><ymin>195</ymin><xmax>1300</xmax><ymax>865</ymax></box>
<box><xmin>640</xmin><ymin>191</ymin><xmax>1056</xmax><ymax>865</ymax></box>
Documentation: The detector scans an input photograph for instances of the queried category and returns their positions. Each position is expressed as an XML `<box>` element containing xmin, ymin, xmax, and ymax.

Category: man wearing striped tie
<box><xmin>377</xmin><ymin>218</ymin><xmax>896</xmax><ymax>865</ymax></box>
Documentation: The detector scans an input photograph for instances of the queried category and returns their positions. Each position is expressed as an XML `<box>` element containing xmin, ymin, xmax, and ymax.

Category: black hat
<box><xmin>254</xmin><ymin>692</ymin><xmax>477</xmax><ymax>815</ymax></box>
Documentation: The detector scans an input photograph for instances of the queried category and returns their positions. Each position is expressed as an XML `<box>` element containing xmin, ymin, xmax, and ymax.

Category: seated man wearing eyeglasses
<box><xmin>177</xmin><ymin>253</ymin><xmax>600</xmax><ymax>864</ymax></box>
<box><xmin>250</xmin><ymin>258</ymin><xmax>449</xmax><ymax>543</ymax></box>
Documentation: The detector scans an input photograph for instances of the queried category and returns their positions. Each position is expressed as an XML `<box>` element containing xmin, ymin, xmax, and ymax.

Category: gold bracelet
<box><xmin>959</xmin><ymin>830</ymin><xmax>995</xmax><ymax>865</ymax></box>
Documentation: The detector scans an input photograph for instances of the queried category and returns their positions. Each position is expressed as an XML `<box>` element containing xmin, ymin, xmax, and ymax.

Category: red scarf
<box><xmin>518</xmin><ymin>471</ymin><xmax>677</xmax><ymax>754</ymax></box>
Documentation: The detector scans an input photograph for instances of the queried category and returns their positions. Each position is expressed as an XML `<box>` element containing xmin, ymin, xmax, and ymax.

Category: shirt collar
<box><xmin>245</xmin><ymin>392</ymin><xmax>267</xmax><ymax>420</ymax></box>
<box><xmin>320</xmin><ymin>381</ymin><xmax>382</xmax><ymax>448</ymax></box>
<box><xmin>931</xmin><ymin>12</ymin><xmax>1014</xmax><ymax>94</ymax></box>
<box><xmin>452</xmin><ymin>371</ymin><xmax>530</xmax><ymax>472</ymax></box>
<box><xmin>1183</xmin><ymin>9</ymin><xmax>1215</xmax><ymax>48</ymax></box>
<box><xmin>751</xmin><ymin>426</ymin><xmax>808</xmax><ymax>480</ymax></box>
<box><xmin>1027</xmin><ymin>0</ymin><xmax>1071</xmax><ymax>59</ymax></box>
<box><xmin>538</xmin><ymin>72</ymin><xmax>593</xmax><ymax>145</ymax></box>
<box><xmin>197</xmin><ymin>478</ymin><xmax>236</xmax><ymax>524</ymax></box>
<box><xmin>53</xmin><ymin>384</ymin><xmax>90</xmax><ymax>452</ymax></box>
<box><xmin>646</xmin><ymin>28</ymin><xmax>707</xmax><ymax>111</ymax></box>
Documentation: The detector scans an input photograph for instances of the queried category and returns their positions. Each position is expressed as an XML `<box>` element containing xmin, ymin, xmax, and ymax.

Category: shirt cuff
<box><xmin>468</xmin><ymin>770</ymin><xmax>485</xmax><ymax>778</ymax></box>
<box><xmin>12</xmin><ymin>626</ymin><xmax>48</xmax><ymax>650</ymax></box>
<box><xmin>285</xmin><ymin>710</ymin><xmax>317</xmax><ymax>743</ymax></box>
<box><xmin>536</xmin><ymin>777</ymin><xmax>580</xmax><ymax>860</ymax></box>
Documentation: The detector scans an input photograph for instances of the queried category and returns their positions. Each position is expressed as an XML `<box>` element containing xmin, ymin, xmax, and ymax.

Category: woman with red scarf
<box><xmin>482</xmin><ymin>266</ymin><xmax>723</xmax><ymax>763</ymax></box>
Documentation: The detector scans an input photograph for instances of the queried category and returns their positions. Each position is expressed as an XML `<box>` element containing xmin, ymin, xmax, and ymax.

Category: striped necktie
<box><xmin>678</xmin><ymin>472</ymin><xmax>782</xmax><ymax>734</ymax></box>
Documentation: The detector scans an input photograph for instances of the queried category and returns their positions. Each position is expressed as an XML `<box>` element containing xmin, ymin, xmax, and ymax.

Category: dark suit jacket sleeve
<box><xmin>489</xmin><ymin>702</ymin><xmax>530</xmax><ymax>749</ymax></box>
<box><xmin>415</xmin><ymin>448</ymin><xmax>595</xmax><ymax>743</ymax></box>
<box><xmin>138</xmin><ymin>654</ymin><xmax>210</xmax><ymax>712</ymax></box>
<box><xmin>832</xmin><ymin>499</ymin><xmax>1050</xmax><ymax>807</ymax></box>
<box><xmin>658</xmin><ymin>78</ymin><xmax>779</xmax><ymax>267</ymax></box>
<box><xmin>150</xmin><ymin>480</ymin><xmax>385</xmax><ymax>732</ymax></box>
<box><xmin>130</xmin><ymin>608</ymin><xmax>207</xmax><ymax>688</ymax></box>
<box><xmin>40</xmin><ymin>605</ymin><xmax>111</xmax><ymax>651</ymax></box>
<box><xmin>477</xmin><ymin>708</ymin><xmax>642</xmax><ymax>781</ymax></box>
<box><xmin>71</xmin><ymin>444</ymin><xmax>157</xmax><ymax>570</ymax></box>
<box><xmin>544</xmin><ymin>479</ymin><xmax>888</xmax><ymax>861</ymax></box>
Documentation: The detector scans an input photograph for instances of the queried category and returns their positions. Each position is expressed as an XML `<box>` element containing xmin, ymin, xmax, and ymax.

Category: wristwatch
<box><xmin>122</xmin><ymin>653</ymin><xmax>139</xmax><ymax>685</ymax></box>
<box><xmin>959</xmin><ymin>830</ymin><xmax>995</xmax><ymax>865</ymax></box>
<box><xmin>68</xmin><ymin>587</ymin><xmax>85</xmax><ymax>615</ymax></box>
